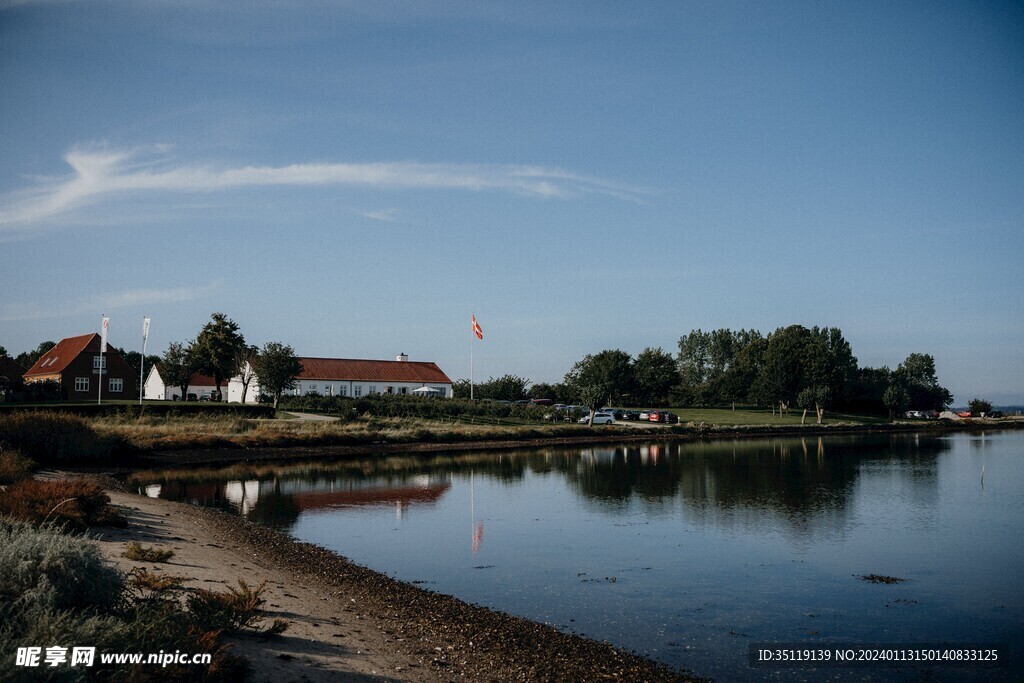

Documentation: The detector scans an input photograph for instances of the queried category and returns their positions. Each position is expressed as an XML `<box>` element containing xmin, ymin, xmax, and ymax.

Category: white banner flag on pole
<box><xmin>142</xmin><ymin>317</ymin><xmax>150</xmax><ymax>346</ymax></box>
<box><xmin>100</xmin><ymin>317</ymin><xmax>109</xmax><ymax>353</ymax></box>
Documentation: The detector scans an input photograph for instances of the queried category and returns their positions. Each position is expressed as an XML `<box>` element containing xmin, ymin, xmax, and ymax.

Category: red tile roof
<box><xmin>23</xmin><ymin>334</ymin><xmax>98</xmax><ymax>377</ymax></box>
<box><xmin>151</xmin><ymin>366</ymin><xmax>222</xmax><ymax>388</ymax></box>
<box><xmin>296</xmin><ymin>357</ymin><xmax>452</xmax><ymax>384</ymax></box>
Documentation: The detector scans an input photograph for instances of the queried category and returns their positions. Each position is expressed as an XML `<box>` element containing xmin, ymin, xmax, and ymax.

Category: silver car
<box><xmin>578</xmin><ymin>411</ymin><xmax>615</xmax><ymax>425</ymax></box>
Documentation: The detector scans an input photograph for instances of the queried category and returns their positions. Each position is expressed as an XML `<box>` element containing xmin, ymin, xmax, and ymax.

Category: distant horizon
<box><xmin>2</xmin><ymin>1</ymin><xmax>1021</xmax><ymax>406</ymax></box>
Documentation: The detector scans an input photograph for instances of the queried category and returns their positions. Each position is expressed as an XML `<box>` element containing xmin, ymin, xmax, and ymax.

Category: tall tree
<box><xmin>751</xmin><ymin>325</ymin><xmax>813</xmax><ymax>410</ymax></box>
<box><xmin>633</xmin><ymin>347</ymin><xmax>678</xmax><ymax>406</ymax></box>
<box><xmin>676</xmin><ymin>330</ymin><xmax>712</xmax><ymax>404</ymax></box>
<box><xmin>161</xmin><ymin>342</ymin><xmax>196</xmax><ymax>399</ymax></box>
<box><xmin>894</xmin><ymin>353</ymin><xmax>953</xmax><ymax>411</ymax></box>
<box><xmin>564</xmin><ymin>349</ymin><xmax>635</xmax><ymax>421</ymax></box>
<box><xmin>192</xmin><ymin>313</ymin><xmax>245</xmax><ymax>401</ymax></box>
<box><xmin>255</xmin><ymin>342</ymin><xmax>301</xmax><ymax>409</ymax></box>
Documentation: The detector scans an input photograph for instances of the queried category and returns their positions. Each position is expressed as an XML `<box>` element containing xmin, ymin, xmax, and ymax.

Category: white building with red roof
<box><xmin>228</xmin><ymin>353</ymin><xmax>452</xmax><ymax>403</ymax></box>
<box><xmin>143</xmin><ymin>366</ymin><xmax>226</xmax><ymax>401</ymax></box>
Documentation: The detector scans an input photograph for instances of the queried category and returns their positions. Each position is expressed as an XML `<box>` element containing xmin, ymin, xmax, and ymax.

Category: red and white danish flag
<box><xmin>471</xmin><ymin>314</ymin><xmax>483</xmax><ymax>340</ymax></box>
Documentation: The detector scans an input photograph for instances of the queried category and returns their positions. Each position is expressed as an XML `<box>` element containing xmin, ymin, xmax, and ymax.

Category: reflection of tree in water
<box><xmin>560</xmin><ymin>435</ymin><xmax>948</xmax><ymax>533</ymax></box>
<box><xmin>134</xmin><ymin>434</ymin><xmax>948</xmax><ymax>536</ymax></box>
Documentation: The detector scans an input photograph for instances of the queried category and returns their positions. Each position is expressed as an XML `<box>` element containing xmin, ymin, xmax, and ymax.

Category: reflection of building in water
<box><xmin>219</xmin><ymin>474</ymin><xmax>451</xmax><ymax>518</ymax></box>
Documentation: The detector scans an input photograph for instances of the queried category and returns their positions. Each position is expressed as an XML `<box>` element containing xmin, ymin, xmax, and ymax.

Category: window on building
<box><xmin>109</xmin><ymin>378</ymin><xmax>123</xmax><ymax>393</ymax></box>
<box><xmin>399</xmin><ymin>387</ymin><xmax>408</xmax><ymax>395</ymax></box>
<box><xmin>354</xmin><ymin>385</ymin><xmax>362</xmax><ymax>397</ymax></box>
<box><xmin>324</xmin><ymin>385</ymin><xmax>333</xmax><ymax>396</ymax></box>
<box><xmin>92</xmin><ymin>356</ymin><xmax>107</xmax><ymax>370</ymax></box>
<box><xmin>307</xmin><ymin>384</ymin><xmax>318</xmax><ymax>395</ymax></box>
<box><xmin>339</xmin><ymin>385</ymin><xmax>347</xmax><ymax>397</ymax></box>
<box><xmin>75</xmin><ymin>377</ymin><xmax>89</xmax><ymax>392</ymax></box>
<box><xmin>368</xmin><ymin>385</ymin><xmax>376</xmax><ymax>395</ymax></box>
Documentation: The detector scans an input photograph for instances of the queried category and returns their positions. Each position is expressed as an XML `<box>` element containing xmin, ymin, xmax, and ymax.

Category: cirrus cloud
<box><xmin>0</xmin><ymin>145</ymin><xmax>650</xmax><ymax>230</ymax></box>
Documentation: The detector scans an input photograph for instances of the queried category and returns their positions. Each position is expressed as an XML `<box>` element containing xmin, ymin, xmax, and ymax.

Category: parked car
<box><xmin>986</xmin><ymin>410</ymin><xmax>1003</xmax><ymax>418</ymax></box>
<box><xmin>648</xmin><ymin>410</ymin><xmax>679</xmax><ymax>424</ymax></box>
<box><xmin>531</xmin><ymin>398</ymin><xmax>554</xmax><ymax>406</ymax></box>
<box><xmin>186</xmin><ymin>393</ymin><xmax>198</xmax><ymax>402</ymax></box>
<box><xmin>957</xmin><ymin>411</ymin><xmax>972</xmax><ymax>418</ymax></box>
<box><xmin>578</xmin><ymin>412</ymin><xmax>615</xmax><ymax>425</ymax></box>
<box><xmin>638</xmin><ymin>410</ymin><xmax>651</xmax><ymax>421</ymax></box>
<box><xmin>620</xmin><ymin>410</ymin><xmax>640</xmax><ymax>421</ymax></box>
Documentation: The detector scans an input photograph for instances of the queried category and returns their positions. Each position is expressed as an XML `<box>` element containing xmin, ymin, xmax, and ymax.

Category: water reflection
<box><xmin>132</xmin><ymin>434</ymin><xmax>949</xmax><ymax>536</ymax></box>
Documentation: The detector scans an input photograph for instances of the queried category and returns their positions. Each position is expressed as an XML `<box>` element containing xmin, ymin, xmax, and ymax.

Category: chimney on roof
<box><xmin>396</xmin><ymin>353</ymin><xmax>408</xmax><ymax>362</ymax></box>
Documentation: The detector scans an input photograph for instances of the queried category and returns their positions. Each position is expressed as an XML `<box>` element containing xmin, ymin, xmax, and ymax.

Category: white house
<box><xmin>228</xmin><ymin>354</ymin><xmax>453</xmax><ymax>403</ymax></box>
<box><xmin>144</xmin><ymin>366</ymin><xmax>226</xmax><ymax>401</ymax></box>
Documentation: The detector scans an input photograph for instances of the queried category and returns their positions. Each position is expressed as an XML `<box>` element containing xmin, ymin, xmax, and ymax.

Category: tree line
<box><xmin>453</xmin><ymin>325</ymin><xmax>954</xmax><ymax>419</ymax></box>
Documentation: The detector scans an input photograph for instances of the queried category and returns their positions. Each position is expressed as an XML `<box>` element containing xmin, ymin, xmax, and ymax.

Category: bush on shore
<box><xmin>0</xmin><ymin>446</ymin><xmax>34</xmax><ymax>484</ymax></box>
<box><xmin>0</xmin><ymin>479</ymin><xmax>127</xmax><ymax>530</ymax></box>
<box><xmin>0</xmin><ymin>411</ymin><xmax>115</xmax><ymax>463</ymax></box>
<box><xmin>0</xmin><ymin>519</ymin><xmax>262</xmax><ymax>681</ymax></box>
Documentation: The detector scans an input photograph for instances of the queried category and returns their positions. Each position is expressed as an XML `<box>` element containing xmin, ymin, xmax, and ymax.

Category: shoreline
<box><xmin>118</xmin><ymin>419</ymin><xmax>1020</xmax><ymax>470</ymax></box>
<box><xmin>93</xmin><ymin>479</ymin><xmax>702</xmax><ymax>682</ymax></box>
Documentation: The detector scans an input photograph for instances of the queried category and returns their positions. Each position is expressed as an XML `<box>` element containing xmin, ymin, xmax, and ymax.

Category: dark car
<box><xmin>987</xmin><ymin>410</ymin><xmax>1004</xmax><ymax>418</ymax></box>
<box><xmin>649</xmin><ymin>410</ymin><xmax>679</xmax><ymax>424</ymax></box>
<box><xmin>620</xmin><ymin>410</ymin><xmax>640</xmax><ymax>421</ymax></box>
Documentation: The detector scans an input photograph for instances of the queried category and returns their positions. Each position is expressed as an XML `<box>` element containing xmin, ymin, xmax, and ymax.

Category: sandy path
<box><xmin>95</xmin><ymin>490</ymin><xmax>429</xmax><ymax>682</ymax></box>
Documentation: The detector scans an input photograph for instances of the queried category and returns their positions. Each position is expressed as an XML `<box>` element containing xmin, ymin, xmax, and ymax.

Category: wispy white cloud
<box><xmin>0</xmin><ymin>145</ymin><xmax>650</xmax><ymax>230</ymax></box>
<box><xmin>360</xmin><ymin>208</ymin><xmax>399</xmax><ymax>222</ymax></box>
<box><xmin>0</xmin><ymin>281</ymin><xmax>219</xmax><ymax>322</ymax></box>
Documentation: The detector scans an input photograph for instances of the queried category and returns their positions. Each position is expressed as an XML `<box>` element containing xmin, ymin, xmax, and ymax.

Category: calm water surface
<box><xmin>134</xmin><ymin>432</ymin><xmax>1024</xmax><ymax>680</ymax></box>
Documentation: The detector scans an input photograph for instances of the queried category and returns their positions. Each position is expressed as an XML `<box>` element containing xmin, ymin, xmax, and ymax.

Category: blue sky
<box><xmin>1</xmin><ymin>1</ymin><xmax>1022</xmax><ymax>404</ymax></box>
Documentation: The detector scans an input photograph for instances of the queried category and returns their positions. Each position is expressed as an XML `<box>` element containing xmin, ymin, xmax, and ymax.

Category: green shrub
<box><xmin>0</xmin><ymin>519</ymin><xmax>123</xmax><ymax>613</ymax></box>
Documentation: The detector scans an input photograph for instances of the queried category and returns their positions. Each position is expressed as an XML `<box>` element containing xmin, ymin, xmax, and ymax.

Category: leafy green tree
<box><xmin>967</xmin><ymin>398</ymin><xmax>993</xmax><ymax>416</ymax></box>
<box><xmin>676</xmin><ymin>330</ymin><xmax>712</xmax><ymax>404</ymax></box>
<box><xmin>192</xmin><ymin>313</ymin><xmax>245</xmax><ymax>401</ymax></box>
<box><xmin>478</xmin><ymin>374</ymin><xmax>530</xmax><ymax>401</ymax></box>
<box><xmin>805</xmin><ymin>327</ymin><xmax>858</xmax><ymax>405</ymax></box>
<box><xmin>844</xmin><ymin>366</ymin><xmax>892</xmax><ymax>415</ymax></box>
<box><xmin>0</xmin><ymin>346</ymin><xmax>7</xmax><ymax>357</ymax></box>
<box><xmin>883</xmin><ymin>384</ymin><xmax>910</xmax><ymax>420</ymax></box>
<box><xmin>256</xmin><ymin>342</ymin><xmax>301</xmax><ymax>409</ymax></box>
<box><xmin>797</xmin><ymin>385</ymin><xmax>831</xmax><ymax>424</ymax></box>
<box><xmin>161</xmin><ymin>342</ymin><xmax>197</xmax><ymax>399</ymax></box>
<box><xmin>564</xmin><ymin>349</ymin><xmax>635</xmax><ymax>418</ymax></box>
<box><xmin>633</xmin><ymin>347</ymin><xmax>678</xmax><ymax>406</ymax></box>
<box><xmin>527</xmin><ymin>382</ymin><xmax>557</xmax><ymax>401</ymax></box>
<box><xmin>751</xmin><ymin>325</ymin><xmax>813</xmax><ymax>411</ymax></box>
<box><xmin>718</xmin><ymin>333</ymin><xmax>766</xmax><ymax>405</ymax></box>
<box><xmin>451</xmin><ymin>379</ymin><xmax>471</xmax><ymax>399</ymax></box>
<box><xmin>893</xmin><ymin>353</ymin><xmax>953</xmax><ymax>411</ymax></box>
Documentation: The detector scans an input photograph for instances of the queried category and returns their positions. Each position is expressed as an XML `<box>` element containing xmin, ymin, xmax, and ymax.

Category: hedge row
<box><xmin>278</xmin><ymin>394</ymin><xmax>558</xmax><ymax>421</ymax></box>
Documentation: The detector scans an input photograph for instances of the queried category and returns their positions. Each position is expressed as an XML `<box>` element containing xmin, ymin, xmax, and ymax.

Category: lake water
<box><xmin>133</xmin><ymin>431</ymin><xmax>1024</xmax><ymax>681</ymax></box>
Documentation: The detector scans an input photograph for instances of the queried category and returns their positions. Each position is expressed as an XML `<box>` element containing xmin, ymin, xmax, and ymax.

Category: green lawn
<box><xmin>627</xmin><ymin>406</ymin><xmax>886</xmax><ymax>426</ymax></box>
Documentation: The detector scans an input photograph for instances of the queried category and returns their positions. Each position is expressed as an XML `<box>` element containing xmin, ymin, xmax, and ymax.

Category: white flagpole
<box><xmin>470</xmin><ymin>313</ymin><xmax>474</xmax><ymax>401</ymax></box>
<box><xmin>139</xmin><ymin>316</ymin><xmax>150</xmax><ymax>405</ymax></box>
<box><xmin>98</xmin><ymin>315</ymin><xmax>107</xmax><ymax>405</ymax></box>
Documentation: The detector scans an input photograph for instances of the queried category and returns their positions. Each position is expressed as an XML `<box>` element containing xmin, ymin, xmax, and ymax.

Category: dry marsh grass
<box><xmin>93</xmin><ymin>414</ymin><xmax>611</xmax><ymax>451</ymax></box>
<box><xmin>123</xmin><ymin>541</ymin><xmax>174</xmax><ymax>563</ymax></box>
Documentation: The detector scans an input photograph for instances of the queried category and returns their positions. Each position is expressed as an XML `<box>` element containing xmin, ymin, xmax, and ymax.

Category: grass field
<box><xmin>632</xmin><ymin>406</ymin><xmax>887</xmax><ymax>426</ymax></box>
